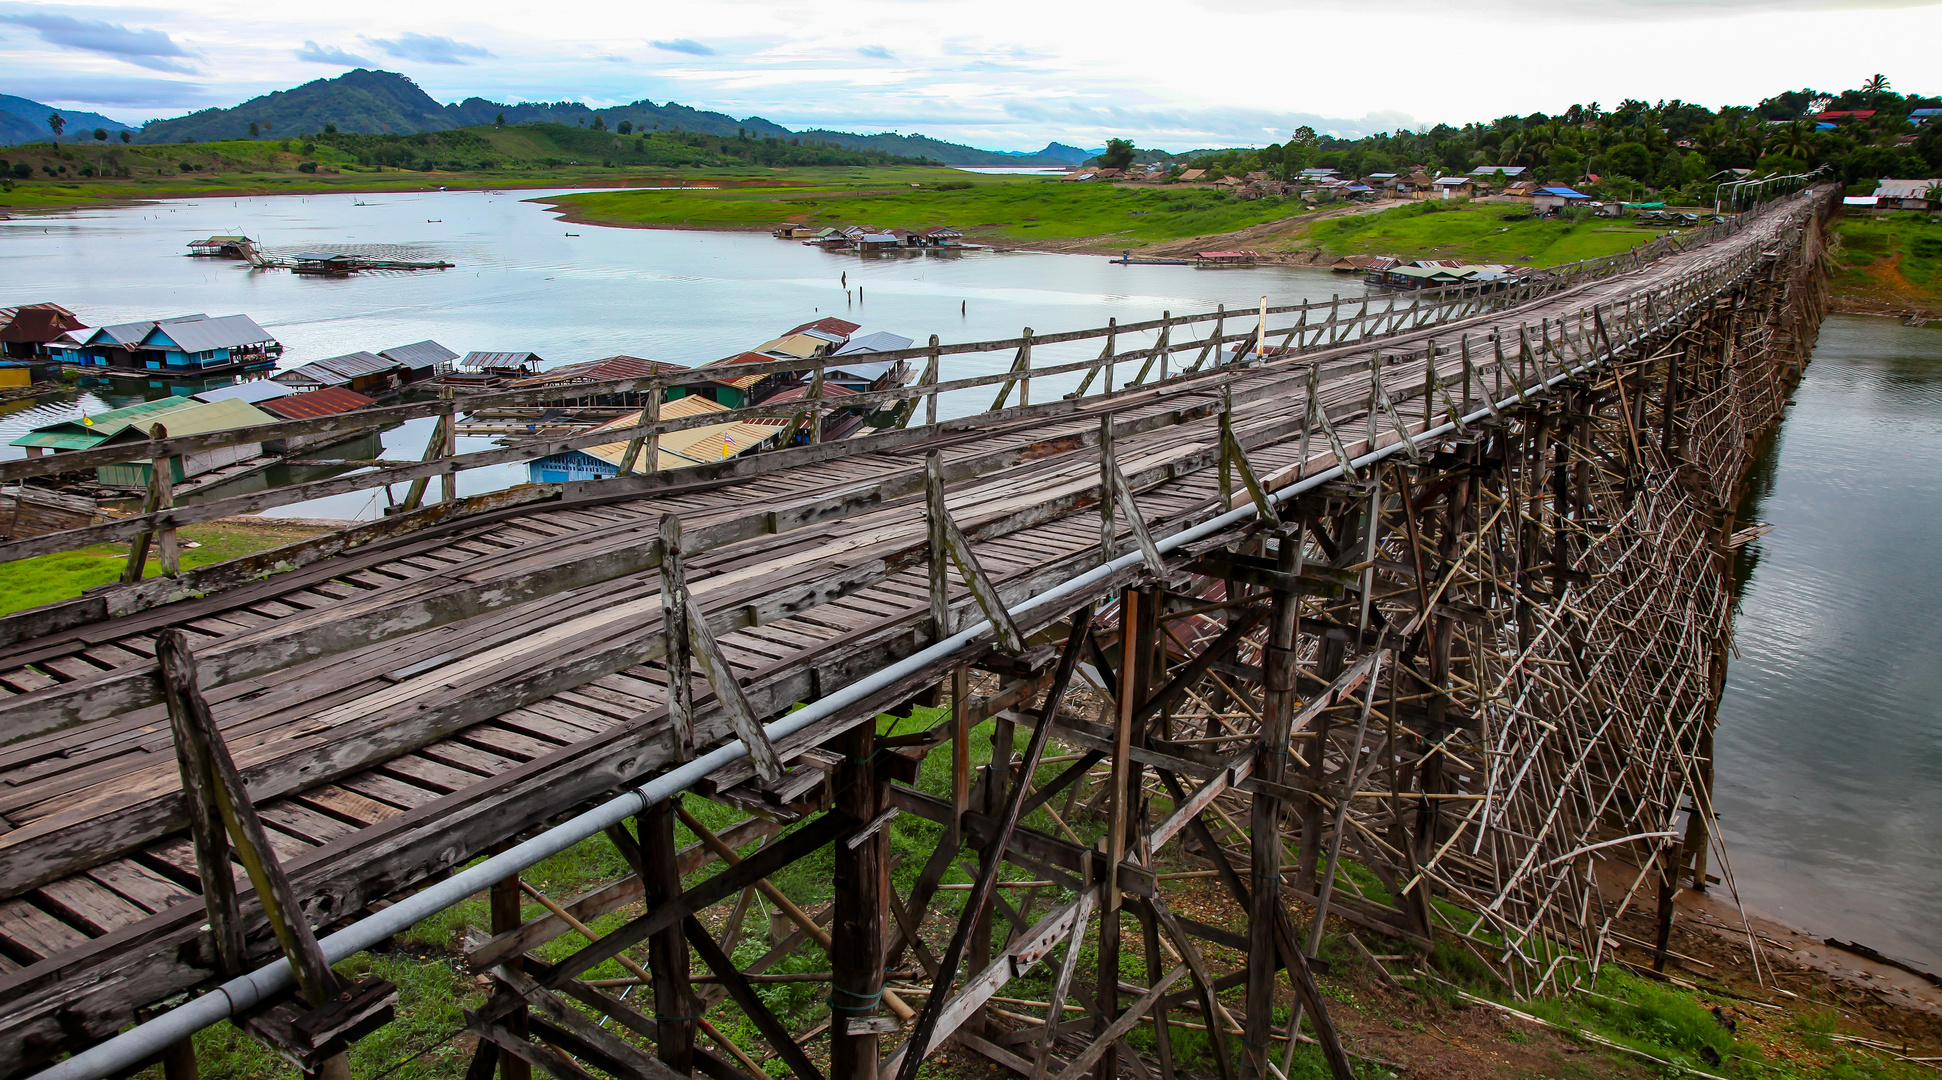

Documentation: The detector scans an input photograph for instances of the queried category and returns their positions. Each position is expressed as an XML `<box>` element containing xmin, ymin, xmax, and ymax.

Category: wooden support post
<box><xmin>160</xmin><ymin>1038</ymin><xmax>201</xmax><ymax>1080</ymax></box>
<box><xmin>831</xmin><ymin>720</ymin><xmax>886</xmax><ymax>1080</ymax></box>
<box><xmin>491</xmin><ymin>872</ymin><xmax>532</xmax><ymax>1080</ymax></box>
<box><xmin>158</xmin><ymin>628</ymin><xmax>349</xmax><ymax>1080</ymax></box>
<box><xmin>640</xmin><ymin>803</ymin><xmax>698</xmax><ymax>1074</ymax></box>
<box><xmin>122</xmin><ymin>422</ymin><xmax>179</xmax><ymax>584</ymax></box>
<box><xmin>1097</xmin><ymin>587</ymin><xmax>1147</xmax><ymax>1080</ymax></box>
<box><xmin>659</xmin><ymin>515</ymin><xmax>695</xmax><ymax>762</ymax></box>
<box><xmin>951</xmin><ymin>666</ymin><xmax>971</xmax><ymax>847</ymax></box>
<box><xmin>923</xmin><ymin>335</ymin><xmax>940</xmax><ymax>428</ymax></box>
<box><xmin>1245</xmin><ymin>536</ymin><xmax>1298</xmax><ymax>1079</ymax></box>
<box><xmin>404</xmin><ymin>400</ymin><xmax>457</xmax><ymax>509</ymax></box>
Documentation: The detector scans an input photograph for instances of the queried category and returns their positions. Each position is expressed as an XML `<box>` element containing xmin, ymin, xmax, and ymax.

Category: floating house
<box><xmin>91</xmin><ymin>398</ymin><xmax>277</xmax><ymax>487</ymax></box>
<box><xmin>186</xmin><ymin>236</ymin><xmax>255</xmax><ymax>259</ymax></box>
<box><xmin>772</xmin><ymin>224</ymin><xmax>818</xmax><ymax>239</ymax></box>
<box><xmin>825</xmin><ymin>332</ymin><xmax>914</xmax><ymax>394</ymax></box>
<box><xmin>257</xmin><ymin>387</ymin><xmax>379</xmax><ymax>452</ymax></box>
<box><xmin>290</xmin><ymin>252</ymin><xmax>357</xmax><ymax>276</ymax></box>
<box><xmin>379</xmin><ymin>340</ymin><xmax>459</xmax><ymax>384</ymax></box>
<box><xmin>528</xmin><ymin>394</ymin><xmax>788</xmax><ymax>481</ymax></box>
<box><xmin>1195</xmin><ymin>250</ymin><xmax>1260</xmax><ymax>266</ymax></box>
<box><xmin>0</xmin><ymin>303</ymin><xmax>84</xmax><ymax>359</ymax></box>
<box><xmin>444</xmin><ymin>351</ymin><xmax>543</xmax><ymax>389</ymax></box>
<box><xmin>272</xmin><ymin>351</ymin><xmax>401</xmax><ymax>395</ymax></box>
<box><xmin>9</xmin><ymin>397</ymin><xmax>199</xmax><ymax>458</ymax></box>
<box><xmin>1330</xmin><ymin>255</ymin><xmax>1400</xmax><ymax>274</ymax></box>
<box><xmin>46</xmin><ymin>314</ymin><xmax>282</xmax><ymax>377</ymax></box>
<box><xmin>857</xmin><ymin>233</ymin><xmax>904</xmax><ymax>252</ymax></box>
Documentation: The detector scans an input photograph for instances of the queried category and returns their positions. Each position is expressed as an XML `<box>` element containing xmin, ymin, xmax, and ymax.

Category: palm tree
<box><xmin>1776</xmin><ymin>121</ymin><xmax>1816</xmax><ymax>160</ymax></box>
<box><xmin>1740</xmin><ymin>125</ymin><xmax>1768</xmax><ymax>161</ymax></box>
<box><xmin>1862</xmin><ymin>74</ymin><xmax>1890</xmax><ymax>94</ymax></box>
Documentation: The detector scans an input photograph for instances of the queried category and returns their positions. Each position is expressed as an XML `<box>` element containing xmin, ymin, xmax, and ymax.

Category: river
<box><xmin>1713</xmin><ymin>313</ymin><xmax>1942</xmax><ymax>973</ymax></box>
<box><xmin>2</xmin><ymin>192</ymin><xmax>1934</xmax><ymax>973</ymax></box>
<box><xmin>0</xmin><ymin>188</ymin><xmax>1360</xmax><ymax>519</ymax></box>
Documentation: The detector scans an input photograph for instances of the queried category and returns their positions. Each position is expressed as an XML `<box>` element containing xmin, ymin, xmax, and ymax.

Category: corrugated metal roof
<box><xmin>789</xmin><ymin>317</ymin><xmax>860</xmax><ymax>338</ymax></box>
<box><xmin>755</xmin><ymin>334</ymin><xmax>831</xmax><ymax>359</ymax></box>
<box><xmin>379</xmin><ymin>340</ymin><xmax>459</xmax><ymax>370</ymax></box>
<box><xmin>98</xmin><ymin>397</ymin><xmax>274</xmax><ymax>441</ymax></box>
<box><xmin>461</xmin><ymin>351</ymin><xmax>542</xmax><ymax>370</ymax></box>
<box><xmin>704</xmin><ymin>352</ymin><xmax>782</xmax><ymax>390</ymax></box>
<box><xmin>764</xmin><ymin>383</ymin><xmax>858</xmax><ymax>404</ymax></box>
<box><xmin>274</xmin><ymin>351</ymin><xmax>397</xmax><ymax>386</ymax></box>
<box><xmin>193</xmin><ymin>381</ymin><xmax>292</xmax><ymax>405</ymax></box>
<box><xmin>10</xmin><ymin>395</ymin><xmax>201</xmax><ymax>449</ymax></box>
<box><xmin>260</xmin><ymin>387</ymin><xmax>376</xmax><ymax>419</ymax></box>
<box><xmin>144</xmin><ymin>314</ymin><xmax>277</xmax><ymax>354</ymax></box>
<box><xmin>1872</xmin><ymin>179</ymin><xmax>1939</xmax><ymax>198</ymax></box>
<box><xmin>834</xmin><ymin>331</ymin><xmax>913</xmax><ymax>356</ymax></box>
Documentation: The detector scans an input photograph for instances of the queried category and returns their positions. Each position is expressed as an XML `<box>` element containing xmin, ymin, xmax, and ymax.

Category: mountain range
<box><xmin>0</xmin><ymin>94</ymin><xmax>137</xmax><ymax>146</ymax></box>
<box><xmin>6</xmin><ymin>69</ymin><xmax>1090</xmax><ymax>165</ymax></box>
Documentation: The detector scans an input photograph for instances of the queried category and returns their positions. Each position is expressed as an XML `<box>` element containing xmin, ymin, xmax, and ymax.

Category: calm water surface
<box><xmin>0</xmin><ymin>188</ymin><xmax>1366</xmax><ymax>517</ymax></box>
<box><xmin>1716</xmin><ymin>314</ymin><xmax>1942</xmax><ymax>972</ymax></box>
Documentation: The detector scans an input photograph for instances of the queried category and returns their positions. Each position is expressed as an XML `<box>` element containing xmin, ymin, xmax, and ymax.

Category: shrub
<box><xmin>297</xmin><ymin>161</ymin><xmax>317</xmax><ymax>173</ymax></box>
<box><xmin>179</xmin><ymin>161</ymin><xmax>194</xmax><ymax>172</ymax></box>
<box><xmin>10</xmin><ymin>163</ymin><xmax>28</xmax><ymax>179</ymax></box>
<box><xmin>937</xmin><ymin>180</ymin><xmax>973</xmax><ymax>191</ymax></box>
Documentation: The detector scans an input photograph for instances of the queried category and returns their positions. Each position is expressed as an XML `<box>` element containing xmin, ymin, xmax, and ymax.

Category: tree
<box><xmin>47</xmin><ymin>112</ymin><xmax>64</xmax><ymax>143</ymax></box>
<box><xmin>1862</xmin><ymin>73</ymin><xmax>1890</xmax><ymax>94</ymax></box>
<box><xmin>323</xmin><ymin>123</ymin><xmax>337</xmax><ymax>134</ymax></box>
<box><xmin>119</xmin><ymin>131</ymin><xmax>130</xmax><ymax>144</ymax></box>
<box><xmin>1100</xmin><ymin>138</ymin><xmax>1135</xmax><ymax>170</ymax></box>
<box><xmin>494</xmin><ymin>112</ymin><xmax>506</xmax><ymax>127</ymax></box>
<box><xmin>1606</xmin><ymin>141</ymin><xmax>1654</xmax><ymax>179</ymax></box>
<box><xmin>248</xmin><ymin>121</ymin><xmax>260</xmax><ymax>137</ymax></box>
<box><xmin>617</xmin><ymin>120</ymin><xmax>633</xmax><ymax>135</ymax></box>
<box><xmin>93</xmin><ymin>128</ymin><xmax>107</xmax><ymax>142</ymax></box>
<box><xmin>591</xmin><ymin>115</ymin><xmax>606</xmax><ymax>131</ymax></box>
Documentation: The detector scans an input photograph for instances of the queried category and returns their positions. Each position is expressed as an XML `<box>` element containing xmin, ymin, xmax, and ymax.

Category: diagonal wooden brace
<box><xmin>683</xmin><ymin>591</ymin><xmax>785</xmax><ymax>783</ymax></box>
<box><xmin>1218</xmin><ymin>394</ymin><xmax>1283</xmax><ymax>529</ymax></box>
<box><xmin>926</xmin><ymin>452</ymin><xmax>1027</xmax><ymax>655</ymax></box>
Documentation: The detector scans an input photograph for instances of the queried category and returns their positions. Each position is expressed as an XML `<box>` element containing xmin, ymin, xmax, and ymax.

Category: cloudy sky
<box><xmin>2</xmin><ymin>0</ymin><xmax>1938</xmax><ymax>150</ymax></box>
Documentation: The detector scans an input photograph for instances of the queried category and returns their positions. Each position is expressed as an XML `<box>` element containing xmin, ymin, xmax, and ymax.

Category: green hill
<box><xmin>124</xmin><ymin>69</ymin><xmax>1070</xmax><ymax>166</ymax></box>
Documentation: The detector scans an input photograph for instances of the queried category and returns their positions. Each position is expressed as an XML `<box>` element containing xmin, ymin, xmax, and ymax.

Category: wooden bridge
<box><xmin>0</xmin><ymin>185</ymin><xmax>1834</xmax><ymax>1080</ymax></box>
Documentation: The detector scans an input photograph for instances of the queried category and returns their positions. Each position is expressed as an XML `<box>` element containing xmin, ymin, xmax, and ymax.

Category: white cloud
<box><xmin>365</xmin><ymin>31</ymin><xmax>490</xmax><ymax>65</ymax></box>
<box><xmin>0</xmin><ymin>10</ymin><xmax>197</xmax><ymax>73</ymax></box>
<box><xmin>295</xmin><ymin>40</ymin><xmax>370</xmax><ymax>65</ymax></box>
<box><xmin>0</xmin><ymin>0</ymin><xmax>1934</xmax><ymax>146</ymax></box>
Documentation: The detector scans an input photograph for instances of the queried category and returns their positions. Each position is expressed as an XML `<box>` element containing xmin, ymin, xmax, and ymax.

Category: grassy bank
<box><xmin>1286</xmin><ymin>199</ymin><xmax>1671</xmax><ymax>267</ymax></box>
<box><xmin>545</xmin><ymin>178</ymin><xmax>1311</xmax><ymax>249</ymax></box>
<box><xmin>0</xmin><ymin>124</ymin><xmax>944</xmax><ymax>214</ymax></box>
<box><xmin>1829</xmin><ymin>212</ymin><xmax>1942</xmax><ymax>316</ymax></box>
<box><xmin>0</xmin><ymin>518</ymin><xmax>336</xmax><ymax>615</ymax></box>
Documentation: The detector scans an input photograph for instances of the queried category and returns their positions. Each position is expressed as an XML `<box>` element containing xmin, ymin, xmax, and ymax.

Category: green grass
<box><xmin>1830</xmin><ymin>212</ymin><xmax>1942</xmax><ymax>308</ymax></box>
<box><xmin>547</xmin><ymin>179</ymin><xmax>1309</xmax><ymax>245</ymax></box>
<box><xmin>0</xmin><ymin>521</ymin><xmax>332</xmax><ymax>616</ymax></box>
<box><xmin>1300</xmin><ymin>200</ymin><xmax>1670</xmax><ymax>268</ymax></box>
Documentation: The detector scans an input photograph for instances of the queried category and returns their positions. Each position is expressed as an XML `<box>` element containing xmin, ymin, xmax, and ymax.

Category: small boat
<box><xmin>564</xmin><ymin>232</ymin><xmax>580</xmax><ymax>237</ymax></box>
<box><xmin>427</xmin><ymin>219</ymin><xmax>442</xmax><ymax>223</ymax></box>
<box><xmin>353</xmin><ymin>200</ymin><xmax>370</xmax><ymax>206</ymax></box>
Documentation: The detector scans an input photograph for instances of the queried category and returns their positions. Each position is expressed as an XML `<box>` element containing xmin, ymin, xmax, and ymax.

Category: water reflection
<box><xmin>1717</xmin><ymin>314</ymin><xmax>1942</xmax><ymax>971</ymax></box>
